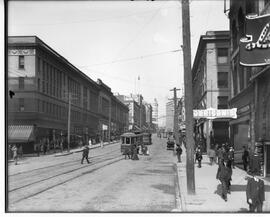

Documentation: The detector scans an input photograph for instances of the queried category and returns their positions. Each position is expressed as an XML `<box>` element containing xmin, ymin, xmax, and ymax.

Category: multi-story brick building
<box><xmin>228</xmin><ymin>0</ymin><xmax>270</xmax><ymax>176</ymax></box>
<box><xmin>7</xmin><ymin>36</ymin><xmax>128</xmax><ymax>152</ymax></box>
<box><xmin>115</xmin><ymin>94</ymin><xmax>152</xmax><ymax>131</ymax></box>
<box><xmin>192</xmin><ymin>31</ymin><xmax>230</xmax><ymax>152</ymax></box>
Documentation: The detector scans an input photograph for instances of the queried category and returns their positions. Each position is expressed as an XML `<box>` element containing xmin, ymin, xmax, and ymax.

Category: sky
<box><xmin>7</xmin><ymin>0</ymin><xmax>229</xmax><ymax>126</ymax></box>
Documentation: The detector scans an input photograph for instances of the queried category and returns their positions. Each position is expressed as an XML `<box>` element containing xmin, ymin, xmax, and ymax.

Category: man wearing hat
<box><xmin>246</xmin><ymin>169</ymin><xmax>265</xmax><ymax>212</ymax></box>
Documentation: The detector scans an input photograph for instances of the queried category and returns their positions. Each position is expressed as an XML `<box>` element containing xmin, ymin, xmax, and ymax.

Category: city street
<box><xmin>8</xmin><ymin>136</ymin><xmax>179</xmax><ymax>212</ymax></box>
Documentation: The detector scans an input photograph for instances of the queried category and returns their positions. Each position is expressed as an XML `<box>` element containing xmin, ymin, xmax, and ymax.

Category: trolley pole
<box><xmin>181</xmin><ymin>0</ymin><xmax>195</xmax><ymax>194</ymax></box>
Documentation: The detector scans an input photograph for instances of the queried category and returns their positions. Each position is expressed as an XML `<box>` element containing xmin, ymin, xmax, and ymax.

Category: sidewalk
<box><xmin>54</xmin><ymin>140</ymin><xmax>119</xmax><ymax>157</ymax></box>
<box><xmin>8</xmin><ymin>140</ymin><xmax>120</xmax><ymax>175</ymax></box>
<box><xmin>176</xmin><ymin>148</ymin><xmax>270</xmax><ymax>212</ymax></box>
<box><xmin>8</xmin><ymin>140</ymin><xmax>119</xmax><ymax>162</ymax></box>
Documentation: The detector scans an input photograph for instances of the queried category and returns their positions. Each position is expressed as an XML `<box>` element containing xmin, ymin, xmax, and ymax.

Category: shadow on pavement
<box><xmin>145</xmin><ymin>169</ymin><xmax>172</xmax><ymax>175</ymax></box>
<box><xmin>238</xmin><ymin>207</ymin><xmax>249</xmax><ymax>212</ymax></box>
<box><xmin>151</xmin><ymin>184</ymin><xmax>175</xmax><ymax>195</ymax></box>
<box><xmin>231</xmin><ymin>184</ymin><xmax>270</xmax><ymax>192</ymax></box>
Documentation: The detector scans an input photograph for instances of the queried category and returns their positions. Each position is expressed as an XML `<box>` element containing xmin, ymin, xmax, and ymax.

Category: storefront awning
<box><xmin>8</xmin><ymin>125</ymin><xmax>34</xmax><ymax>143</ymax></box>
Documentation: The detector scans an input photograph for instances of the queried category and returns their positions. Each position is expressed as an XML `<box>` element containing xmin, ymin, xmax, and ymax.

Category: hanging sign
<box><xmin>239</xmin><ymin>13</ymin><xmax>270</xmax><ymax>66</ymax></box>
<box><xmin>193</xmin><ymin>108</ymin><xmax>237</xmax><ymax>119</ymax></box>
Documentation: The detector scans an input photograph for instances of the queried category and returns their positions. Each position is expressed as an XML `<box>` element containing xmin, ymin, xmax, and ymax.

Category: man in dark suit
<box><xmin>246</xmin><ymin>170</ymin><xmax>265</xmax><ymax>212</ymax></box>
<box><xmin>81</xmin><ymin>144</ymin><xmax>90</xmax><ymax>164</ymax></box>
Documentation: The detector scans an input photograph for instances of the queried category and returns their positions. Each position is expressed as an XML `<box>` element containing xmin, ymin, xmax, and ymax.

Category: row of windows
<box><xmin>36</xmin><ymin>100</ymin><xmax>98</xmax><ymax>122</ymax></box>
<box><xmin>217</xmin><ymin>96</ymin><xmax>228</xmax><ymax>109</ymax></box>
<box><xmin>37</xmin><ymin>100</ymin><xmax>68</xmax><ymax>120</ymax></box>
<box><xmin>16</xmin><ymin>98</ymin><xmax>105</xmax><ymax>124</ymax></box>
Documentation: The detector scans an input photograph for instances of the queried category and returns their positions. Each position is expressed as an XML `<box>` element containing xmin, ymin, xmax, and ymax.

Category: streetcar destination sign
<box><xmin>193</xmin><ymin>108</ymin><xmax>237</xmax><ymax>119</ymax></box>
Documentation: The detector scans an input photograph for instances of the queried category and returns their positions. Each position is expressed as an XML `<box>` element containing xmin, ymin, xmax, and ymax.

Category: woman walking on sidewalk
<box><xmin>216</xmin><ymin>160</ymin><xmax>231</xmax><ymax>201</ymax></box>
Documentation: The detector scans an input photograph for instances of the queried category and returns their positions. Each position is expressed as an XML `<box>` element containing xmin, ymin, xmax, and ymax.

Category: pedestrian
<box><xmin>18</xmin><ymin>144</ymin><xmax>23</xmax><ymax>158</ymax></box>
<box><xmin>214</xmin><ymin>144</ymin><xmax>219</xmax><ymax>164</ymax></box>
<box><xmin>222</xmin><ymin>145</ymin><xmax>229</xmax><ymax>163</ymax></box>
<box><xmin>88</xmin><ymin>139</ymin><xmax>92</xmax><ymax>147</ymax></box>
<box><xmin>79</xmin><ymin>139</ymin><xmax>83</xmax><ymax>148</ymax></box>
<box><xmin>246</xmin><ymin>170</ymin><xmax>265</xmax><ymax>212</ymax></box>
<box><xmin>8</xmin><ymin>144</ymin><xmax>12</xmax><ymax>160</ymax></box>
<box><xmin>36</xmin><ymin>142</ymin><xmax>40</xmax><ymax>157</ymax></box>
<box><xmin>131</xmin><ymin>144</ymin><xmax>139</xmax><ymax>160</ymax></box>
<box><xmin>81</xmin><ymin>144</ymin><xmax>90</xmax><ymax>164</ymax></box>
<box><xmin>217</xmin><ymin>146</ymin><xmax>223</xmax><ymax>164</ymax></box>
<box><xmin>242</xmin><ymin>146</ymin><xmax>249</xmax><ymax>171</ymax></box>
<box><xmin>228</xmin><ymin>146</ymin><xmax>235</xmax><ymax>168</ymax></box>
<box><xmin>123</xmin><ymin>146</ymin><xmax>131</xmax><ymax>160</ymax></box>
<box><xmin>11</xmin><ymin>145</ymin><xmax>18</xmax><ymax>165</ymax></box>
<box><xmin>176</xmin><ymin>144</ymin><xmax>183</xmax><ymax>163</ymax></box>
<box><xmin>216</xmin><ymin>160</ymin><xmax>230</xmax><ymax>201</ymax></box>
<box><xmin>226</xmin><ymin>160</ymin><xmax>233</xmax><ymax>194</ymax></box>
<box><xmin>100</xmin><ymin>139</ymin><xmax>104</xmax><ymax>148</ymax></box>
<box><xmin>60</xmin><ymin>140</ymin><xmax>63</xmax><ymax>152</ymax></box>
<box><xmin>195</xmin><ymin>146</ymin><xmax>202</xmax><ymax>168</ymax></box>
<box><xmin>43</xmin><ymin>141</ymin><xmax>47</xmax><ymax>155</ymax></box>
<box><xmin>208</xmin><ymin>148</ymin><xmax>216</xmax><ymax>165</ymax></box>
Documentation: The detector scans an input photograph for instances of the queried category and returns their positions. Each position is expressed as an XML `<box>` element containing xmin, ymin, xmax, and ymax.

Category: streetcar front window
<box><xmin>126</xmin><ymin>137</ymin><xmax>130</xmax><ymax>144</ymax></box>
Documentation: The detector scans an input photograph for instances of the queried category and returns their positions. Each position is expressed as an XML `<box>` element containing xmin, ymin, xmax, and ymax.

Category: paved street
<box><xmin>8</xmin><ymin>136</ymin><xmax>179</xmax><ymax>212</ymax></box>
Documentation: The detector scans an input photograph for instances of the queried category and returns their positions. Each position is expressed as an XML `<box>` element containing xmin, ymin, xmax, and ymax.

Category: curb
<box><xmin>55</xmin><ymin>140</ymin><xmax>120</xmax><ymax>156</ymax></box>
<box><xmin>54</xmin><ymin>152</ymin><xmax>73</xmax><ymax>157</ymax></box>
<box><xmin>173</xmin><ymin>163</ymin><xmax>182</xmax><ymax>212</ymax></box>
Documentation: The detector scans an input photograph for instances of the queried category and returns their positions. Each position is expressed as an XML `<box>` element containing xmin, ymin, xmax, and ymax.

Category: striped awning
<box><xmin>8</xmin><ymin>125</ymin><xmax>34</xmax><ymax>143</ymax></box>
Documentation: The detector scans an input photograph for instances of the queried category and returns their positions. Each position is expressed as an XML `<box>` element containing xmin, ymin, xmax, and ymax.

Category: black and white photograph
<box><xmin>5</xmin><ymin>0</ymin><xmax>270</xmax><ymax>213</ymax></box>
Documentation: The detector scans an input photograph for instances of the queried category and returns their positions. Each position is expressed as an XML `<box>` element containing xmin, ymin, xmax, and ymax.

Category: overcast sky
<box><xmin>8</xmin><ymin>0</ymin><xmax>229</xmax><ymax>126</ymax></box>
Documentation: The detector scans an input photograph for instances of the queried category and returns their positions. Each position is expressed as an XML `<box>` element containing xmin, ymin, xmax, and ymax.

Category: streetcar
<box><xmin>142</xmin><ymin>132</ymin><xmax>152</xmax><ymax>145</ymax></box>
<box><xmin>120</xmin><ymin>132</ymin><xmax>143</xmax><ymax>154</ymax></box>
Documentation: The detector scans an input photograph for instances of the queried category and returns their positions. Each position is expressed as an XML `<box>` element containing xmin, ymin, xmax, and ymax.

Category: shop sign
<box><xmin>237</xmin><ymin>105</ymin><xmax>250</xmax><ymax>115</ymax></box>
<box><xmin>239</xmin><ymin>13</ymin><xmax>270</xmax><ymax>66</ymax></box>
<box><xmin>102</xmin><ymin>124</ymin><xmax>108</xmax><ymax>130</ymax></box>
<box><xmin>193</xmin><ymin>108</ymin><xmax>237</xmax><ymax>119</ymax></box>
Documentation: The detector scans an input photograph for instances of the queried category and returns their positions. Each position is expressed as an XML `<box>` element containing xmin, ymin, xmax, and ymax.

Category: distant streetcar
<box><xmin>120</xmin><ymin>132</ymin><xmax>143</xmax><ymax>154</ymax></box>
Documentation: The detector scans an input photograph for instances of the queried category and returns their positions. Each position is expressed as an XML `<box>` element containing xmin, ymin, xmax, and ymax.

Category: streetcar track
<box><xmin>9</xmin><ymin>148</ymin><xmax>120</xmax><ymax>177</ymax></box>
<box><xmin>9</xmin><ymin>152</ymin><xmax>121</xmax><ymax>192</ymax></box>
<box><xmin>12</xmin><ymin>156</ymin><xmax>124</xmax><ymax>204</ymax></box>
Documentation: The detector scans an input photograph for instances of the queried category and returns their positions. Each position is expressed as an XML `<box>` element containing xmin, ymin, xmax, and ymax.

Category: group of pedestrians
<box><xmin>214</xmin><ymin>143</ymin><xmax>235</xmax><ymax>202</ymax></box>
<box><xmin>123</xmin><ymin>143</ymin><xmax>140</xmax><ymax>160</ymax></box>
<box><xmin>212</xmin><ymin>143</ymin><xmax>265</xmax><ymax>212</ymax></box>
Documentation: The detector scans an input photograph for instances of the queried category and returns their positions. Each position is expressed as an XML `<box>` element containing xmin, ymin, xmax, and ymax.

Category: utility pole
<box><xmin>108</xmin><ymin>100</ymin><xmax>111</xmax><ymax>144</ymax></box>
<box><xmin>170</xmin><ymin>87</ymin><xmax>181</xmax><ymax>146</ymax></box>
<box><xmin>181</xmin><ymin>0</ymin><xmax>195</xmax><ymax>194</ymax></box>
<box><xmin>67</xmin><ymin>92</ymin><xmax>71</xmax><ymax>152</ymax></box>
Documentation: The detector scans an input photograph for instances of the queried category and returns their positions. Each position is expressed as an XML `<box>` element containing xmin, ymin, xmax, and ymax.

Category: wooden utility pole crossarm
<box><xmin>181</xmin><ymin>0</ymin><xmax>196</xmax><ymax>195</ymax></box>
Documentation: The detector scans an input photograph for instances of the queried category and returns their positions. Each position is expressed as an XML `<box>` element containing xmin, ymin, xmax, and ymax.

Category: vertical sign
<box><xmin>239</xmin><ymin>14</ymin><xmax>270</xmax><ymax>66</ymax></box>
